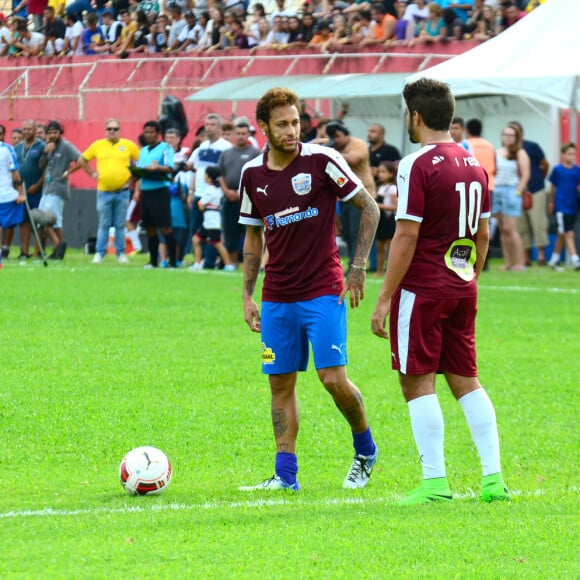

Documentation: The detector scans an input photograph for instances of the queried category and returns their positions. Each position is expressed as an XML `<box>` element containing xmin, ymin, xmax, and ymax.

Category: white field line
<box><xmin>1</xmin><ymin>488</ymin><xmax>575</xmax><ymax>520</ymax></box>
<box><xmin>478</xmin><ymin>284</ymin><xmax>579</xmax><ymax>294</ymax></box>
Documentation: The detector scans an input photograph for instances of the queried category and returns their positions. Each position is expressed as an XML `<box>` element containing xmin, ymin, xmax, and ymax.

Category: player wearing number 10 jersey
<box><xmin>371</xmin><ymin>78</ymin><xmax>509</xmax><ymax>505</ymax></box>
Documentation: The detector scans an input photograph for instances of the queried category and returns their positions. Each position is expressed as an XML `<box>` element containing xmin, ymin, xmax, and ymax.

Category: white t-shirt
<box><xmin>188</xmin><ymin>137</ymin><xmax>232</xmax><ymax>198</ymax></box>
<box><xmin>199</xmin><ymin>184</ymin><xmax>223</xmax><ymax>229</ymax></box>
<box><xmin>65</xmin><ymin>21</ymin><xmax>85</xmax><ymax>55</ymax></box>
<box><xmin>0</xmin><ymin>26</ymin><xmax>11</xmax><ymax>55</ymax></box>
<box><xmin>0</xmin><ymin>143</ymin><xmax>18</xmax><ymax>203</ymax></box>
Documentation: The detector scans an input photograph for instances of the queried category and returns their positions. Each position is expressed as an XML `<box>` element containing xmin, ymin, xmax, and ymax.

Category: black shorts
<box><xmin>555</xmin><ymin>212</ymin><xmax>577</xmax><ymax>234</ymax></box>
<box><xmin>195</xmin><ymin>226</ymin><xmax>222</xmax><ymax>244</ymax></box>
<box><xmin>222</xmin><ymin>199</ymin><xmax>245</xmax><ymax>252</ymax></box>
<box><xmin>141</xmin><ymin>187</ymin><xmax>171</xmax><ymax>229</ymax></box>
<box><xmin>376</xmin><ymin>212</ymin><xmax>396</xmax><ymax>241</ymax></box>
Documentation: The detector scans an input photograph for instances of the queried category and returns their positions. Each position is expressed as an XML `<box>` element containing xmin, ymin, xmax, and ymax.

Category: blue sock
<box><xmin>352</xmin><ymin>428</ymin><xmax>376</xmax><ymax>457</ymax></box>
<box><xmin>275</xmin><ymin>452</ymin><xmax>298</xmax><ymax>484</ymax></box>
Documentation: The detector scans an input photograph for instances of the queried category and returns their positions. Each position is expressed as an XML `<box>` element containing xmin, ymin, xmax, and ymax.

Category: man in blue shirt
<box><xmin>136</xmin><ymin>120</ymin><xmax>177</xmax><ymax>268</ymax></box>
<box><xmin>10</xmin><ymin>119</ymin><xmax>45</xmax><ymax>258</ymax></box>
<box><xmin>511</xmin><ymin>121</ymin><xmax>550</xmax><ymax>266</ymax></box>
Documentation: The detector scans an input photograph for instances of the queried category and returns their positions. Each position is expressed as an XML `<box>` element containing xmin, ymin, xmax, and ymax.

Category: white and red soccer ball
<box><xmin>119</xmin><ymin>446</ymin><xmax>172</xmax><ymax>496</ymax></box>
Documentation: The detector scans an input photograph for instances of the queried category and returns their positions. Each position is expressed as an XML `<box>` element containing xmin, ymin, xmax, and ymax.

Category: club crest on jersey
<box><xmin>291</xmin><ymin>173</ymin><xmax>312</xmax><ymax>195</ymax></box>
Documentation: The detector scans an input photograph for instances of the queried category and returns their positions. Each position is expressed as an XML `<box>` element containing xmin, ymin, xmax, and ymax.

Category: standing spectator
<box><xmin>299</xmin><ymin>112</ymin><xmax>317</xmax><ymax>142</ymax></box>
<box><xmin>190</xmin><ymin>166</ymin><xmax>235</xmax><ymax>271</ymax></box>
<box><xmin>36</xmin><ymin>124</ymin><xmax>47</xmax><ymax>141</ymax></box>
<box><xmin>186</xmin><ymin>113</ymin><xmax>232</xmax><ymax>264</ymax></box>
<box><xmin>367</xmin><ymin>122</ymin><xmax>401</xmax><ymax>179</ymax></box>
<box><xmin>11</xmin><ymin>120</ymin><xmax>45</xmax><ymax>259</ymax></box>
<box><xmin>11</xmin><ymin>129</ymin><xmax>23</xmax><ymax>147</ymax></box>
<box><xmin>466</xmin><ymin>118</ymin><xmax>495</xmax><ymax>192</ymax></box>
<box><xmin>82</xmin><ymin>12</ymin><xmax>105</xmax><ymax>54</ymax></box>
<box><xmin>450</xmin><ymin>117</ymin><xmax>473</xmax><ymax>153</ymax></box>
<box><xmin>61</xmin><ymin>11</ymin><xmax>84</xmax><ymax>54</ymax></box>
<box><xmin>511</xmin><ymin>121</ymin><xmax>550</xmax><ymax>266</ymax></box>
<box><xmin>374</xmin><ymin>160</ymin><xmax>397</xmax><ymax>278</ymax></box>
<box><xmin>12</xmin><ymin>0</ymin><xmax>48</xmax><ymax>31</ymax></box>
<box><xmin>135</xmin><ymin>120</ymin><xmax>177</xmax><ymax>268</ymax></box>
<box><xmin>371</xmin><ymin>78</ymin><xmax>510</xmax><ymax>505</ymax></box>
<box><xmin>38</xmin><ymin>120</ymin><xmax>80</xmax><ymax>260</ymax></box>
<box><xmin>0</xmin><ymin>136</ymin><xmax>25</xmax><ymax>263</ymax></box>
<box><xmin>326</xmin><ymin>119</ymin><xmax>376</xmax><ymax>266</ymax></box>
<box><xmin>466</xmin><ymin>118</ymin><xmax>496</xmax><ymax>270</ymax></box>
<box><xmin>547</xmin><ymin>143</ymin><xmax>580</xmax><ymax>271</ymax></box>
<box><xmin>161</xmin><ymin>128</ymin><xmax>191</xmax><ymax>266</ymax></box>
<box><xmin>494</xmin><ymin>123</ymin><xmax>529</xmax><ymax>271</ymax></box>
<box><xmin>218</xmin><ymin>119</ymin><xmax>260</xmax><ymax>267</ymax></box>
<box><xmin>238</xmin><ymin>87</ymin><xmax>379</xmax><ymax>492</ymax></box>
<box><xmin>67</xmin><ymin>119</ymin><xmax>140</xmax><ymax>264</ymax></box>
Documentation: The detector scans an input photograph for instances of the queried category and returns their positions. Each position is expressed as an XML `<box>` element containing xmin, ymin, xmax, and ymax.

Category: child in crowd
<box><xmin>190</xmin><ymin>165</ymin><xmax>235</xmax><ymax>272</ymax></box>
<box><xmin>374</xmin><ymin>160</ymin><xmax>398</xmax><ymax>277</ymax></box>
<box><xmin>548</xmin><ymin>143</ymin><xmax>580</xmax><ymax>271</ymax></box>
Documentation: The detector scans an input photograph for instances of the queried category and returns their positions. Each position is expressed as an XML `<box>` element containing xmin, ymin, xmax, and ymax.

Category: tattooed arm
<box><xmin>339</xmin><ymin>187</ymin><xmax>380</xmax><ymax>309</ymax></box>
<box><xmin>242</xmin><ymin>224</ymin><xmax>264</xmax><ymax>332</ymax></box>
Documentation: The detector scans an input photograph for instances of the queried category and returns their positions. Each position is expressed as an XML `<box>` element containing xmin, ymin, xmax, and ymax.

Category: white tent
<box><xmin>410</xmin><ymin>0</ymin><xmax>578</xmax><ymax>150</ymax></box>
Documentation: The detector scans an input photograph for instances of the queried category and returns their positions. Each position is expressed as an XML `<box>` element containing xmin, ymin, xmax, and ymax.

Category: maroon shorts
<box><xmin>389</xmin><ymin>287</ymin><xmax>478</xmax><ymax>376</ymax></box>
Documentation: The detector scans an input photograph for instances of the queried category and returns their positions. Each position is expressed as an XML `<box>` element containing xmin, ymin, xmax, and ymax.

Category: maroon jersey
<box><xmin>396</xmin><ymin>142</ymin><xmax>491</xmax><ymax>298</ymax></box>
<box><xmin>239</xmin><ymin>143</ymin><xmax>362</xmax><ymax>302</ymax></box>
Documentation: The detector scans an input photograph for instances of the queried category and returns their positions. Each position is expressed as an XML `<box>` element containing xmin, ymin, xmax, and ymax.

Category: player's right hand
<box><xmin>243</xmin><ymin>298</ymin><xmax>261</xmax><ymax>333</ymax></box>
<box><xmin>371</xmin><ymin>300</ymin><xmax>390</xmax><ymax>340</ymax></box>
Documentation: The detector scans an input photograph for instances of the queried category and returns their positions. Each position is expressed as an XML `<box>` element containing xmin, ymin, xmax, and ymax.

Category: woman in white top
<box><xmin>493</xmin><ymin>123</ymin><xmax>530</xmax><ymax>271</ymax></box>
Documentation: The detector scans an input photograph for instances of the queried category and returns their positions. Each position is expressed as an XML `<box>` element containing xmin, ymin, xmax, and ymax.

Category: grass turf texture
<box><xmin>0</xmin><ymin>252</ymin><xmax>577</xmax><ymax>577</ymax></box>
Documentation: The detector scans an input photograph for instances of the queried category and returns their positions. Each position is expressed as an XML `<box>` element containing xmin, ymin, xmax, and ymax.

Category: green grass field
<box><xmin>0</xmin><ymin>252</ymin><xmax>577</xmax><ymax>578</ymax></box>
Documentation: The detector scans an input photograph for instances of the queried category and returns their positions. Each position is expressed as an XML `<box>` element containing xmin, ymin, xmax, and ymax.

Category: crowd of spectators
<box><xmin>0</xmin><ymin>0</ymin><xmax>546</xmax><ymax>57</ymax></box>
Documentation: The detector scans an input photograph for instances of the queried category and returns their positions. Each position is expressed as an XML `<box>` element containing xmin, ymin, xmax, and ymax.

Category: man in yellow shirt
<box><xmin>68</xmin><ymin>119</ymin><xmax>140</xmax><ymax>264</ymax></box>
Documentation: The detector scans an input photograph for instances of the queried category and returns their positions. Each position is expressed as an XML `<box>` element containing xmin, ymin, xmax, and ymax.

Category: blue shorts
<box><xmin>492</xmin><ymin>185</ymin><xmax>522</xmax><ymax>218</ymax></box>
<box><xmin>38</xmin><ymin>194</ymin><xmax>65</xmax><ymax>229</ymax></box>
<box><xmin>0</xmin><ymin>200</ymin><xmax>24</xmax><ymax>228</ymax></box>
<box><xmin>261</xmin><ymin>295</ymin><xmax>348</xmax><ymax>375</ymax></box>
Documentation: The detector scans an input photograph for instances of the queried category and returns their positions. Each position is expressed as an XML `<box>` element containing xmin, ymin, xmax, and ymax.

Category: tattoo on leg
<box><xmin>337</xmin><ymin>391</ymin><xmax>366</xmax><ymax>430</ymax></box>
<box><xmin>272</xmin><ymin>407</ymin><xmax>288</xmax><ymax>440</ymax></box>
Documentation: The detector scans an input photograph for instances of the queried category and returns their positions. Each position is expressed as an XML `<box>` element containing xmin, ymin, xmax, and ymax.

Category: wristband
<box><xmin>350</xmin><ymin>264</ymin><xmax>366</xmax><ymax>271</ymax></box>
<box><xmin>515</xmin><ymin>190</ymin><xmax>521</xmax><ymax>196</ymax></box>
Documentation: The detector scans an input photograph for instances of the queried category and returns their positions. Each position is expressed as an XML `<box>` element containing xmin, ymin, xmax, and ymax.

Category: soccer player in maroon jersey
<box><xmin>238</xmin><ymin>87</ymin><xmax>380</xmax><ymax>491</ymax></box>
<box><xmin>371</xmin><ymin>78</ymin><xmax>510</xmax><ymax>505</ymax></box>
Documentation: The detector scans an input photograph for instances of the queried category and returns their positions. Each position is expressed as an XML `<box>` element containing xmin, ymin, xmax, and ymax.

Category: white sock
<box><xmin>459</xmin><ymin>388</ymin><xmax>502</xmax><ymax>476</ymax></box>
<box><xmin>126</xmin><ymin>228</ymin><xmax>142</xmax><ymax>252</ymax></box>
<box><xmin>408</xmin><ymin>394</ymin><xmax>446</xmax><ymax>479</ymax></box>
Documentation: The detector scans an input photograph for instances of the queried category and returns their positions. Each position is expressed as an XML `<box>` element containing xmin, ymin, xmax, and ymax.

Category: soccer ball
<box><xmin>119</xmin><ymin>446</ymin><xmax>172</xmax><ymax>496</ymax></box>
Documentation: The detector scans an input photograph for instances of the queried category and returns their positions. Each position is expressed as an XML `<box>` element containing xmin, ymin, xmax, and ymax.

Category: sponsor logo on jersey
<box><xmin>325</xmin><ymin>161</ymin><xmax>348</xmax><ymax>187</ymax></box>
<box><xmin>256</xmin><ymin>185</ymin><xmax>269</xmax><ymax>196</ymax></box>
<box><xmin>263</xmin><ymin>206</ymin><xmax>320</xmax><ymax>230</ymax></box>
<box><xmin>291</xmin><ymin>172</ymin><xmax>312</xmax><ymax>195</ymax></box>
<box><xmin>432</xmin><ymin>155</ymin><xmax>445</xmax><ymax>165</ymax></box>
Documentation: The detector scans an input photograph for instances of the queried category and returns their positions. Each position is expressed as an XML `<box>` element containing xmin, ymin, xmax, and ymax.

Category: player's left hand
<box><xmin>340</xmin><ymin>267</ymin><xmax>365</xmax><ymax>309</ymax></box>
<box><xmin>371</xmin><ymin>300</ymin><xmax>390</xmax><ymax>339</ymax></box>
